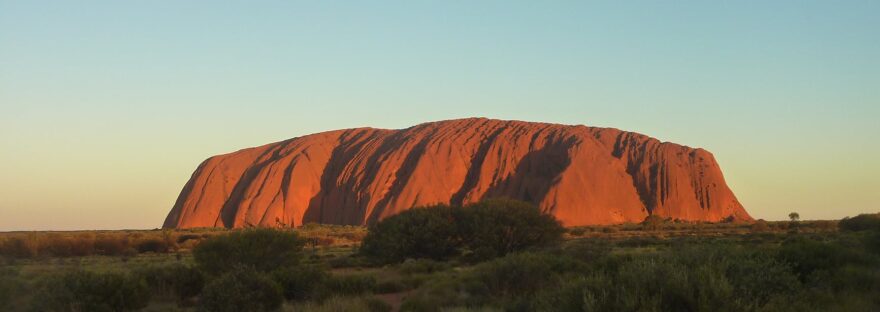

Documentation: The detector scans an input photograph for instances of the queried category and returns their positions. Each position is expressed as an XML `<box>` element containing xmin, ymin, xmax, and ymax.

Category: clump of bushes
<box><xmin>361</xmin><ymin>199</ymin><xmax>564</xmax><ymax>263</ymax></box>
<box><xmin>641</xmin><ymin>215</ymin><xmax>670</xmax><ymax>231</ymax></box>
<box><xmin>198</xmin><ymin>266</ymin><xmax>283</xmax><ymax>312</ymax></box>
<box><xmin>133</xmin><ymin>263</ymin><xmax>204</xmax><ymax>304</ymax></box>
<box><xmin>193</xmin><ymin>228</ymin><xmax>305</xmax><ymax>275</ymax></box>
<box><xmin>839</xmin><ymin>213</ymin><xmax>880</xmax><ymax>232</ymax></box>
<box><xmin>458</xmin><ymin>199</ymin><xmax>566</xmax><ymax>260</ymax></box>
<box><xmin>271</xmin><ymin>265</ymin><xmax>329</xmax><ymax>301</ymax></box>
<box><xmin>0</xmin><ymin>231</ymin><xmax>181</xmax><ymax>259</ymax></box>
<box><xmin>30</xmin><ymin>270</ymin><xmax>151</xmax><ymax>312</ymax></box>
<box><xmin>360</xmin><ymin>205</ymin><xmax>462</xmax><ymax>263</ymax></box>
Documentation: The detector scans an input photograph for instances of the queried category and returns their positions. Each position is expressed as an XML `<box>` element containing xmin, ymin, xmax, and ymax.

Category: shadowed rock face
<box><xmin>163</xmin><ymin>118</ymin><xmax>751</xmax><ymax>228</ymax></box>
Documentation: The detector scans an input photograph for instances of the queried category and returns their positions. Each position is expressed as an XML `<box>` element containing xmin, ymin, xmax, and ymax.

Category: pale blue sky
<box><xmin>1</xmin><ymin>1</ymin><xmax>878</xmax><ymax>230</ymax></box>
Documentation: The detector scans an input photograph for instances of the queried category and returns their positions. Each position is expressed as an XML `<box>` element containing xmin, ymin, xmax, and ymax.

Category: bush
<box><xmin>777</xmin><ymin>237</ymin><xmax>873</xmax><ymax>280</ymax></box>
<box><xmin>361</xmin><ymin>199</ymin><xmax>564</xmax><ymax>263</ymax></box>
<box><xmin>839</xmin><ymin>213</ymin><xmax>880</xmax><ymax>232</ymax></box>
<box><xmin>458</xmin><ymin>199</ymin><xmax>565</xmax><ymax>259</ymax></box>
<box><xmin>193</xmin><ymin>228</ymin><xmax>305</xmax><ymax>275</ymax></box>
<box><xmin>641</xmin><ymin>215</ymin><xmax>669</xmax><ymax>231</ymax></box>
<box><xmin>466</xmin><ymin>253</ymin><xmax>584</xmax><ymax>301</ymax></box>
<box><xmin>135</xmin><ymin>238</ymin><xmax>170</xmax><ymax>254</ymax></box>
<box><xmin>198</xmin><ymin>266</ymin><xmax>283</xmax><ymax>312</ymax></box>
<box><xmin>271</xmin><ymin>265</ymin><xmax>329</xmax><ymax>301</ymax></box>
<box><xmin>750</xmin><ymin>220</ymin><xmax>770</xmax><ymax>233</ymax></box>
<box><xmin>315</xmin><ymin>274</ymin><xmax>377</xmax><ymax>301</ymax></box>
<box><xmin>562</xmin><ymin>239</ymin><xmax>612</xmax><ymax>263</ymax></box>
<box><xmin>94</xmin><ymin>235</ymin><xmax>129</xmax><ymax>255</ymax></box>
<box><xmin>30</xmin><ymin>270</ymin><xmax>150</xmax><ymax>312</ymax></box>
<box><xmin>133</xmin><ymin>263</ymin><xmax>204</xmax><ymax>303</ymax></box>
<box><xmin>532</xmin><ymin>247</ymin><xmax>803</xmax><ymax>312</ymax></box>
<box><xmin>0</xmin><ymin>235</ymin><xmax>39</xmax><ymax>258</ymax></box>
<box><xmin>360</xmin><ymin>205</ymin><xmax>462</xmax><ymax>263</ymax></box>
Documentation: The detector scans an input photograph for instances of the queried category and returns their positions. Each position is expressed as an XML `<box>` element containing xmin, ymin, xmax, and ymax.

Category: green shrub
<box><xmin>270</xmin><ymin>265</ymin><xmax>329</xmax><ymax>301</ymax></box>
<box><xmin>198</xmin><ymin>266</ymin><xmax>283</xmax><ymax>312</ymax></box>
<box><xmin>562</xmin><ymin>239</ymin><xmax>612</xmax><ymax>262</ymax></box>
<box><xmin>315</xmin><ymin>274</ymin><xmax>377</xmax><ymax>301</ymax></box>
<box><xmin>360</xmin><ymin>205</ymin><xmax>462</xmax><ymax>263</ymax></box>
<box><xmin>133</xmin><ymin>263</ymin><xmax>204</xmax><ymax>303</ymax></box>
<box><xmin>465</xmin><ymin>252</ymin><xmax>583</xmax><ymax>301</ymax></box>
<box><xmin>193</xmin><ymin>228</ymin><xmax>305</xmax><ymax>275</ymax></box>
<box><xmin>839</xmin><ymin>213</ymin><xmax>880</xmax><ymax>232</ymax></box>
<box><xmin>30</xmin><ymin>270</ymin><xmax>150</xmax><ymax>312</ymax></box>
<box><xmin>458</xmin><ymin>199</ymin><xmax>565</xmax><ymax>259</ymax></box>
<box><xmin>361</xmin><ymin>199</ymin><xmax>564</xmax><ymax>263</ymax></box>
<box><xmin>777</xmin><ymin>237</ymin><xmax>873</xmax><ymax>280</ymax></box>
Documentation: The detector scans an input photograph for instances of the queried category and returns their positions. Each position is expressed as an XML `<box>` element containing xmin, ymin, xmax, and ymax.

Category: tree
<box><xmin>788</xmin><ymin>212</ymin><xmax>800</xmax><ymax>222</ymax></box>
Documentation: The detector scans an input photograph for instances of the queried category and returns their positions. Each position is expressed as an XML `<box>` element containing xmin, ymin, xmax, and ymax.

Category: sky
<box><xmin>0</xmin><ymin>1</ymin><xmax>878</xmax><ymax>230</ymax></box>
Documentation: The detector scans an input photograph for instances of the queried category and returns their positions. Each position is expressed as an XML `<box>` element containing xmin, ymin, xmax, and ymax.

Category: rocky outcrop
<box><xmin>163</xmin><ymin>118</ymin><xmax>751</xmax><ymax>228</ymax></box>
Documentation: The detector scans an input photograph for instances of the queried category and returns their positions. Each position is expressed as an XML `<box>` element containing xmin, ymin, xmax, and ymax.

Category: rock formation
<box><xmin>163</xmin><ymin>118</ymin><xmax>751</xmax><ymax>228</ymax></box>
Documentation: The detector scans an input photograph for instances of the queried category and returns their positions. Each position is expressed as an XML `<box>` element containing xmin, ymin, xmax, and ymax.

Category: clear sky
<box><xmin>1</xmin><ymin>1</ymin><xmax>877</xmax><ymax>230</ymax></box>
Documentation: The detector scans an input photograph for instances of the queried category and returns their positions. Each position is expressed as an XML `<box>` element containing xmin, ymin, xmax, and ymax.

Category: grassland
<box><xmin>0</xmin><ymin>217</ymin><xmax>877</xmax><ymax>312</ymax></box>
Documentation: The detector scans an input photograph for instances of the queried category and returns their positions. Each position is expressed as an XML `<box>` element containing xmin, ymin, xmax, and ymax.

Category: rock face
<box><xmin>163</xmin><ymin>118</ymin><xmax>751</xmax><ymax>228</ymax></box>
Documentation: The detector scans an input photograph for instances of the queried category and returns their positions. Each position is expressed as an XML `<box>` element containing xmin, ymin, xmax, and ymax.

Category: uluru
<box><xmin>163</xmin><ymin>118</ymin><xmax>751</xmax><ymax>228</ymax></box>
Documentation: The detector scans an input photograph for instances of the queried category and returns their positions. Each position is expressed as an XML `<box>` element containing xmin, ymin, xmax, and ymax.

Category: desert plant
<box><xmin>314</xmin><ymin>274</ymin><xmax>377</xmax><ymax>301</ymax></box>
<box><xmin>135</xmin><ymin>238</ymin><xmax>170</xmax><ymax>254</ymax></box>
<box><xmin>750</xmin><ymin>219</ymin><xmax>770</xmax><ymax>233</ymax></box>
<box><xmin>641</xmin><ymin>215</ymin><xmax>669</xmax><ymax>231</ymax></box>
<box><xmin>458</xmin><ymin>199</ymin><xmax>565</xmax><ymax>259</ymax></box>
<box><xmin>360</xmin><ymin>205</ymin><xmax>462</xmax><ymax>263</ymax></box>
<box><xmin>198</xmin><ymin>266</ymin><xmax>283</xmax><ymax>312</ymax></box>
<box><xmin>839</xmin><ymin>213</ymin><xmax>880</xmax><ymax>232</ymax></box>
<box><xmin>134</xmin><ymin>263</ymin><xmax>204</xmax><ymax>304</ymax></box>
<box><xmin>193</xmin><ymin>228</ymin><xmax>305</xmax><ymax>275</ymax></box>
<box><xmin>30</xmin><ymin>270</ymin><xmax>150</xmax><ymax>312</ymax></box>
<box><xmin>361</xmin><ymin>200</ymin><xmax>563</xmax><ymax>263</ymax></box>
<box><xmin>271</xmin><ymin>265</ymin><xmax>329</xmax><ymax>301</ymax></box>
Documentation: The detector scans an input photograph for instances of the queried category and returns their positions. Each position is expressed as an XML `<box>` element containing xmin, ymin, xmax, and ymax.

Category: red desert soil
<box><xmin>164</xmin><ymin>118</ymin><xmax>751</xmax><ymax>228</ymax></box>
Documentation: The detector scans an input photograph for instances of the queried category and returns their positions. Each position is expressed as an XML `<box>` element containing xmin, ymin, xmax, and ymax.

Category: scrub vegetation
<box><xmin>1</xmin><ymin>205</ymin><xmax>877</xmax><ymax>311</ymax></box>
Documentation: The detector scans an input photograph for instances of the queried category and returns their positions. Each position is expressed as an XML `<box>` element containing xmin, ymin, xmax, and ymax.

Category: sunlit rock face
<box><xmin>163</xmin><ymin>118</ymin><xmax>751</xmax><ymax>228</ymax></box>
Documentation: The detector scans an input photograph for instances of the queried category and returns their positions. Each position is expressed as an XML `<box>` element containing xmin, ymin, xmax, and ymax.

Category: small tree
<box><xmin>459</xmin><ymin>199</ymin><xmax>565</xmax><ymax>259</ymax></box>
<box><xmin>193</xmin><ymin>228</ymin><xmax>305</xmax><ymax>276</ymax></box>
<box><xmin>788</xmin><ymin>212</ymin><xmax>800</xmax><ymax>222</ymax></box>
<box><xmin>360</xmin><ymin>205</ymin><xmax>461</xmax><ymax>263</ymax></box>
